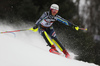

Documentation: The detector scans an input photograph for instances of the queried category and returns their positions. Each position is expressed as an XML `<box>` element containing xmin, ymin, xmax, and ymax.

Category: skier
<box><xmin>31</xmin><ymin>4</ymin><xmax>79</xmax><ymax>58</ymax></box>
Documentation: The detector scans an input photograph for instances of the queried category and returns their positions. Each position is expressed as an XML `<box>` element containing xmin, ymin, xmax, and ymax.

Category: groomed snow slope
<box><xmin>0</xmin><ymin>25</ymin><xmax>98</xmax><ymax>66</ymax></box>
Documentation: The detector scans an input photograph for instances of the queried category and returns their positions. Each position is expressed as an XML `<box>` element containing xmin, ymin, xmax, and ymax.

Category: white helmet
<box><xmin>50</xmin><ymin>4</ymin><xmax>59</xmax><ymax>10</ymax></box>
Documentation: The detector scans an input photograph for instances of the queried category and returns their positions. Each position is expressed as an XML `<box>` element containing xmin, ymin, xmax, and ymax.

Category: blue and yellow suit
<box><xmin>33</xmin><ymin>11</ymin><xmax>77</xmax><ymax>54</ymax></box>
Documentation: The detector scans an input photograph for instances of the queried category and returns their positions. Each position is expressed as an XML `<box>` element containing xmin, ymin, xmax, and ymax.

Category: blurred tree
<box><xmin>16</xmin><ymin>0</ymin><xmax>39</xmax><ymax>21</ymax></box>
<box><xmin>78</xmin><ymin>0</ymin><xmax>100</xmax><ymax>65</ymax></box>
<box><xmin>0</xmin><ymin>0</ymin><xmax>77</xmax><ymax>22</ymax></box>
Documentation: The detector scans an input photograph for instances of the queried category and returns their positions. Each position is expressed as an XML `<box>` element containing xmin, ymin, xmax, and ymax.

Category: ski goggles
<box><xmin>51</xmin><ymin>9</ymin><xmax>58</xmax><ymax>14</ymax></box>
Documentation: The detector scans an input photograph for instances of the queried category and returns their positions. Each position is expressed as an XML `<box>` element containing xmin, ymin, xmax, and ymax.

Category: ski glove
<box><xmin>75</xmin><ymin>26</ymin><xmax>79</xmax><ymax>31</ymax></box>
<box><xmin>29</xmin><ymin>25</ymin><xmax>38</xmax><ymax>32</ymax></box>
<box><xmin>72</xmin><ymin>25</ymin><xmax>79</xmax><ymax>31</ymax></box>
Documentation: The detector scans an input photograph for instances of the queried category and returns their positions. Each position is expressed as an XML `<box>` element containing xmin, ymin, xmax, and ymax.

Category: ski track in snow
<box><xmin>0</xmin><ymin>24</ymin><xmax>98</xmax><ymax>66</ymax></box>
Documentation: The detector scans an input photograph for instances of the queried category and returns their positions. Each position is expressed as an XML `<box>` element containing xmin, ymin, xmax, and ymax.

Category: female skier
<box><xmin>31</xmin><ymin>4</ymin><xmax>79</xmax><ymax>58</ymax></box>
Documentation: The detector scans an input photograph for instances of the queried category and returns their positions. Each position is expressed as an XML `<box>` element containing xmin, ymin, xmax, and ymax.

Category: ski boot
<box><xmin>49</xmin><ymin>45</ymin><xmax>60</xmax><ymax>55</ymax></box>
<box><xmin>63</xmin><ymin>49</ymin><xmax>70</xmax><ymax>58</ymax></box>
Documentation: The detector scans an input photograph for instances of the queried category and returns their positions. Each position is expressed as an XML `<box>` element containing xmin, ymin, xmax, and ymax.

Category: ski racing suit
<box><xmin>34</xmin><ymin>11</ymin><xmax>75</xmax><ymax>55</ymax></box>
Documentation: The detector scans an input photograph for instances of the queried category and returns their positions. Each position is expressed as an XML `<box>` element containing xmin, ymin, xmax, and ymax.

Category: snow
<box><xmin>0</xmin><ymin>25</ymin><xmax>98</xmax><ymax>66</ymax></box>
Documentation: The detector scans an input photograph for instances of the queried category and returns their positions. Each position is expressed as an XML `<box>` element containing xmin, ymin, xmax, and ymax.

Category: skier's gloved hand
<box><xmin>75</xmin><ymin>26</ymin><xmax>79</xmax><ymax>31</ymax></box>
<box><xmin>72</xmin><ymin>25</ymin><xmax>79</xmax><ymax>31</ymax></box>
<box><xmin>29</xmin><ymin>25</ymin><xmax>38</xmax><ymax>32</ymax></box>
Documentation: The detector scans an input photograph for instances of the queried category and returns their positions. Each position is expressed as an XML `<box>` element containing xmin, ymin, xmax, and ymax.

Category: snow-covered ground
<box><xmin>0</xmin><ymin>24</ymin><xmax>98</xmax><ymax>66</ymax></box>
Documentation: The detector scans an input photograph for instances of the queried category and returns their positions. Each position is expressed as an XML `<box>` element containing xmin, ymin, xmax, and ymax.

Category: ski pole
<box><xmin>0</xmin><ymin>28</ymin><xmax>38</xmax><ymax>34</ymax></box>
<box><xmin>79</xmin><ymin>28</ymin><xmax>87</xmax><ymax>31</ymax></box>
<box><xmin>75</xmin><ymin>27</ymin><xmax>87</xmax><ymax>31</ymax></box>
<box><xmin>0</xmin><ymin>29</ymin><xmax>30</xmax><ymax>34</ymax></box>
